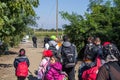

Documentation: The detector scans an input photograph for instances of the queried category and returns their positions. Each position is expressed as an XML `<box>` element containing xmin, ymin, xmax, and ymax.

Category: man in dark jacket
<box><xmin>59</xmin><ymin>35</ymin><xmax>78</xmax><ymax>80</ymax></box>
<box><xmin>43</xmin><ymin>35</ymin><xmax>50</xmax><ymax>48</ymax></box>
<box><xmin>32</xmin><ymin>35</ymin><xmax>37</xmax><ymax>48</ymax></box>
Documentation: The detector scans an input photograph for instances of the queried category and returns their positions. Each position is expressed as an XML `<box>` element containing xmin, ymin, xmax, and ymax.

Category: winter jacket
<box><xmin>97</xmin><ymin>61</ymin><xmax>120</xmax><ymax>80</ymax></box>
<box><xmin>13</xmin><ymin>56</ymin><xmax>30</xmax><ymax>68</ymax></box>
<box><xmin>32</xmin><ymin>36</ymin><xmax>37</xmax><ymax>43</ymax></box>
<box><xmin>45</xmin><ymin>62</ymin><xmax>63</xmax><ymax>80</ymax></box>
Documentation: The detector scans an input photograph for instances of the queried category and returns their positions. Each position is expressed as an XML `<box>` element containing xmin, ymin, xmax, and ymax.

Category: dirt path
<box><xmin>0</xmin><ymin>39</ymin><xmax>81</xmax><ymax>80</ymax></box>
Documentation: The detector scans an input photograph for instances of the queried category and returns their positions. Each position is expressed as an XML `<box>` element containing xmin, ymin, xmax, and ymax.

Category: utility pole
<box><xmin>56</xmin><ymin>0</ymin><xmax>58</xmax><ymax>37</ymax></box>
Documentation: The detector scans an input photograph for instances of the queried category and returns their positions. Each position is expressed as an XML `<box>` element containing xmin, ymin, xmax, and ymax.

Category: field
<box><xmin>34</xmin><ymin>31</ymin><xmax>63</xmax><ymax>38</ymax></box>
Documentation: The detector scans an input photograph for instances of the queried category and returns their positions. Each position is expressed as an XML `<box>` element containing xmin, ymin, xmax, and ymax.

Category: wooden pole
<box><xmin>56</xmin><ymin>0</ymin><xmax>58</xmax><ymax>37</ymax></box>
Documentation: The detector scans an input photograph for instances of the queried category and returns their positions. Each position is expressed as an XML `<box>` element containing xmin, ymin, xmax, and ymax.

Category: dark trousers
<box><xmin>33</xmin><ymin>42</ymin><xmax>37</xmax><ymax>48</ymax></box>
<box><xmin>43</xmin><ymin>42</ymin><xmax>46</xmax><ymax>48</ymax></box>
<box><xmin>63</xmin><ymin>67</ymin><xmax>75</xmax><ymax>80</ymax></box>
<box><xmin>17</xmin><ymin>76</ymin><xmax>26</xmax><ymax>80</ymax></box>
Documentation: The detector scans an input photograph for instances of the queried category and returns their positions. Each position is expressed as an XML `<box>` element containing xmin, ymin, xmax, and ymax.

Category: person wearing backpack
<box><xmin>93</xmin><ymin>37</ymin><xmax>103</xmax><ymax>60</ymax></box>
<box><xmin>45</xmin><ymin>55</ymin><xmax>68</xmax><ymax>80</ymax></box>
<box><xmin>82</xmin><ymin>55</ymin><xmax>101</xmax><ymax>80</ymax></box>
<box><xmin>45</xmin><ymin>35</ymin><xmax>59</xmax><ymax>56</ymax></box>
<box><xmin>59</xmin><ymin>35</ymin><xmax>78</xmax><ymax>80</ymax></box>
<box><xmin>37</xmin><ymin>50</ymin><xmax>53</xmax><ymax>80</ymax></box>
<box><xmin>78</xmin><ymin>47</ymin><xmax>102</xmax><ymax>80</ymax></box>
<box><xmin>78</xmin><ymin>37</ymin><xmax>102</xmax><ymax>80</ymax></box>
<box><xmin>84</xmin><ymin>36</ymin><xmax>95</xmax><ymax>55</ymax></box>
<box><xmin>78</xmin><ymin>53</ymin><xmax>96</xmax><ymax>80</ymax></box>
<box><xmin>14</xmin><ymin>48</ymin><xmax>30</xmax><ymax>80</ymax></box>
<box><xmin>83</xmin><ymin>36</ymin><xmax>95</xmax><ymax>62</ymax></box>
<box><xmin>96</xmin><ymin>42</ymin><xmax>120</xmax><ymax>80</ymax></box>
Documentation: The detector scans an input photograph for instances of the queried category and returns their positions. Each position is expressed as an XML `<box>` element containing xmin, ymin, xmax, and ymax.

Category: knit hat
<box><xmin>50</xmin><ymin>35</ymin><xmax>56</xmax><ymax>40</ymax></box>
<box><xmin>43</xmin><ymin>50</ymin><xmax>53</xmax><ymax>57</ymax></box>
<box><xmin>103</xmin><ymin>43</ymin><xmax>120</xmax><ymax>60</ymax></box>
<box><xmin>103</xmin><ymin>42</ymin><xmax>111</xmax><ymax>46</ymax></box>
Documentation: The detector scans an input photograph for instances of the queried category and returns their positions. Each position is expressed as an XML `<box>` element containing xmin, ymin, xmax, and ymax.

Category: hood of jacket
<box><xmin>62</xmin><ymin>41</ymin><xmax>71</xmax><ymax>47</ymax></box>
<box><xmin>49</xmin><ymin>40</ymin><xmax>57</xmax><ymax>46</ymax></box>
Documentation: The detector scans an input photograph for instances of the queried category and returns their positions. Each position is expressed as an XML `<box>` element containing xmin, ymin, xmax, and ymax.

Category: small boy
<box><xmin>14</xmin><ymin>48</ymin><xmax>30</xmax><ymax>80</ymax></box>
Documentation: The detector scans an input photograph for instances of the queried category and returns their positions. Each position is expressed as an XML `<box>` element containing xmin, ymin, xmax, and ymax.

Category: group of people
<box><xmin>78</xmin><ymin>36</ymin><xmax>120</xmax><ymax>80</ymax></box>
<box><xmin>13</xmin><ymin>35</ymin><xmax>78</xmax><ymax>80</ymax></box>
<box><xmin>37</xmin><ymin>35</ymin><xmax>78</xmax><ymax>80</ymax></box>
<box><xmin>13</xmin><ymin>35</ymin><xmax>120</xmax><ymax>80</ymax></box>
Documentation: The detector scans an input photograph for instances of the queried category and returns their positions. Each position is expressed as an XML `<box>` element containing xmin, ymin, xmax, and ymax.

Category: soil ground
<box><xmin>0</xmin><ymin>39</ymin><xmax>81</xmax><ymax>80</ymax></box>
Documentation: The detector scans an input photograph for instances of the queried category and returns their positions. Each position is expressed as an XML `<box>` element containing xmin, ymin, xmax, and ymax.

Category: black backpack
<box><xmin>103</xmin><ymin>43</ymin><xmax>120</xmax><ymax>59</ymax></box>
<box><xmin>48</xmin><ymin>44</ymin><xmax>58</xmax><ymax>56</ymax></box>
<box><xmin>84</xmin><ymin>43</ymin><xmax>97</xmax><ymax>61</ymax></box>
<box><xmin>61</xmin><ymin>44</ymin><xmax>76</xmax><ymax>68</ymax></box>
<box><xmin>93</xmin><ymin>45</ymin><xmax>103</xmax><ymax>59</ymax></box>
<box><xmin>84</xmin><ymin>43</ymin><xmax>95</xmax><ymax>55</ymax></box>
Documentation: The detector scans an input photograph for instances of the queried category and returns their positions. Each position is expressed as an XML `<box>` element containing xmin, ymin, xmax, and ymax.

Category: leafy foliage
<box><xmin>0</xmin><ymin>0</ymin><xmax>39</xmax><ymax>52</ymax></box>
<box><xmin>60</xmin><ymin>0</ymin><xmax>120</xmax><ymax>58</ymax></box>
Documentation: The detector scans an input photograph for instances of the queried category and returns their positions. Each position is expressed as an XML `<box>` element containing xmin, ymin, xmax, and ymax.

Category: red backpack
<box><xmin>82</xmin><ymin>56</ymin><xmax>101</xmax><ymax>80</ymax></box>
<box><xmin>16</xmin><ymin>61</ymin><xmax>28</xmax><ymax>77</ymax></box>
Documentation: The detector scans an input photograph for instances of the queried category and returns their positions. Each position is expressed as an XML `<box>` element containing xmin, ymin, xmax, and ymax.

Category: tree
<box><xmin>60</xmin><ymin>0</ymin><xmax>120</xmax><ymax>58</ymax></box>
<box><xmin>0</xmin><ymin>0</ymin><xmax>39</xmax><ymax>49</ymax></box>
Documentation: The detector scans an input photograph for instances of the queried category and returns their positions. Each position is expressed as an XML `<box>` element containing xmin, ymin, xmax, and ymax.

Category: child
<box><xmin>14</xmin><ymin>48</ymin><xmax>30</xmax><ymax>80</ymax></box>
<box><xmin>37</xmin><ymin>50</ymin><xmax>53</xmax><ymax>80</ymax></box>
<box><xmin>45</xmin><ymin>55</ymin><xmax>68</xmax><ymax>80</ymax></box>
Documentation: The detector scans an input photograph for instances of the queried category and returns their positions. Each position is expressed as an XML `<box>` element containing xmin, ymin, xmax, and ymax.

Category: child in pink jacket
<box><xmin>45</xmin><ymin>55</ymin><xmax>67</xmax><ymax>80</ymax></box>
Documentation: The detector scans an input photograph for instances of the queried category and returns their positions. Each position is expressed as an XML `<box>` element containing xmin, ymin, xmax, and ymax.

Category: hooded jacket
<box><xmin>45</xmin><ymin>62</ymin><xmax>63</xmax><ymax>80</ymax></box>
